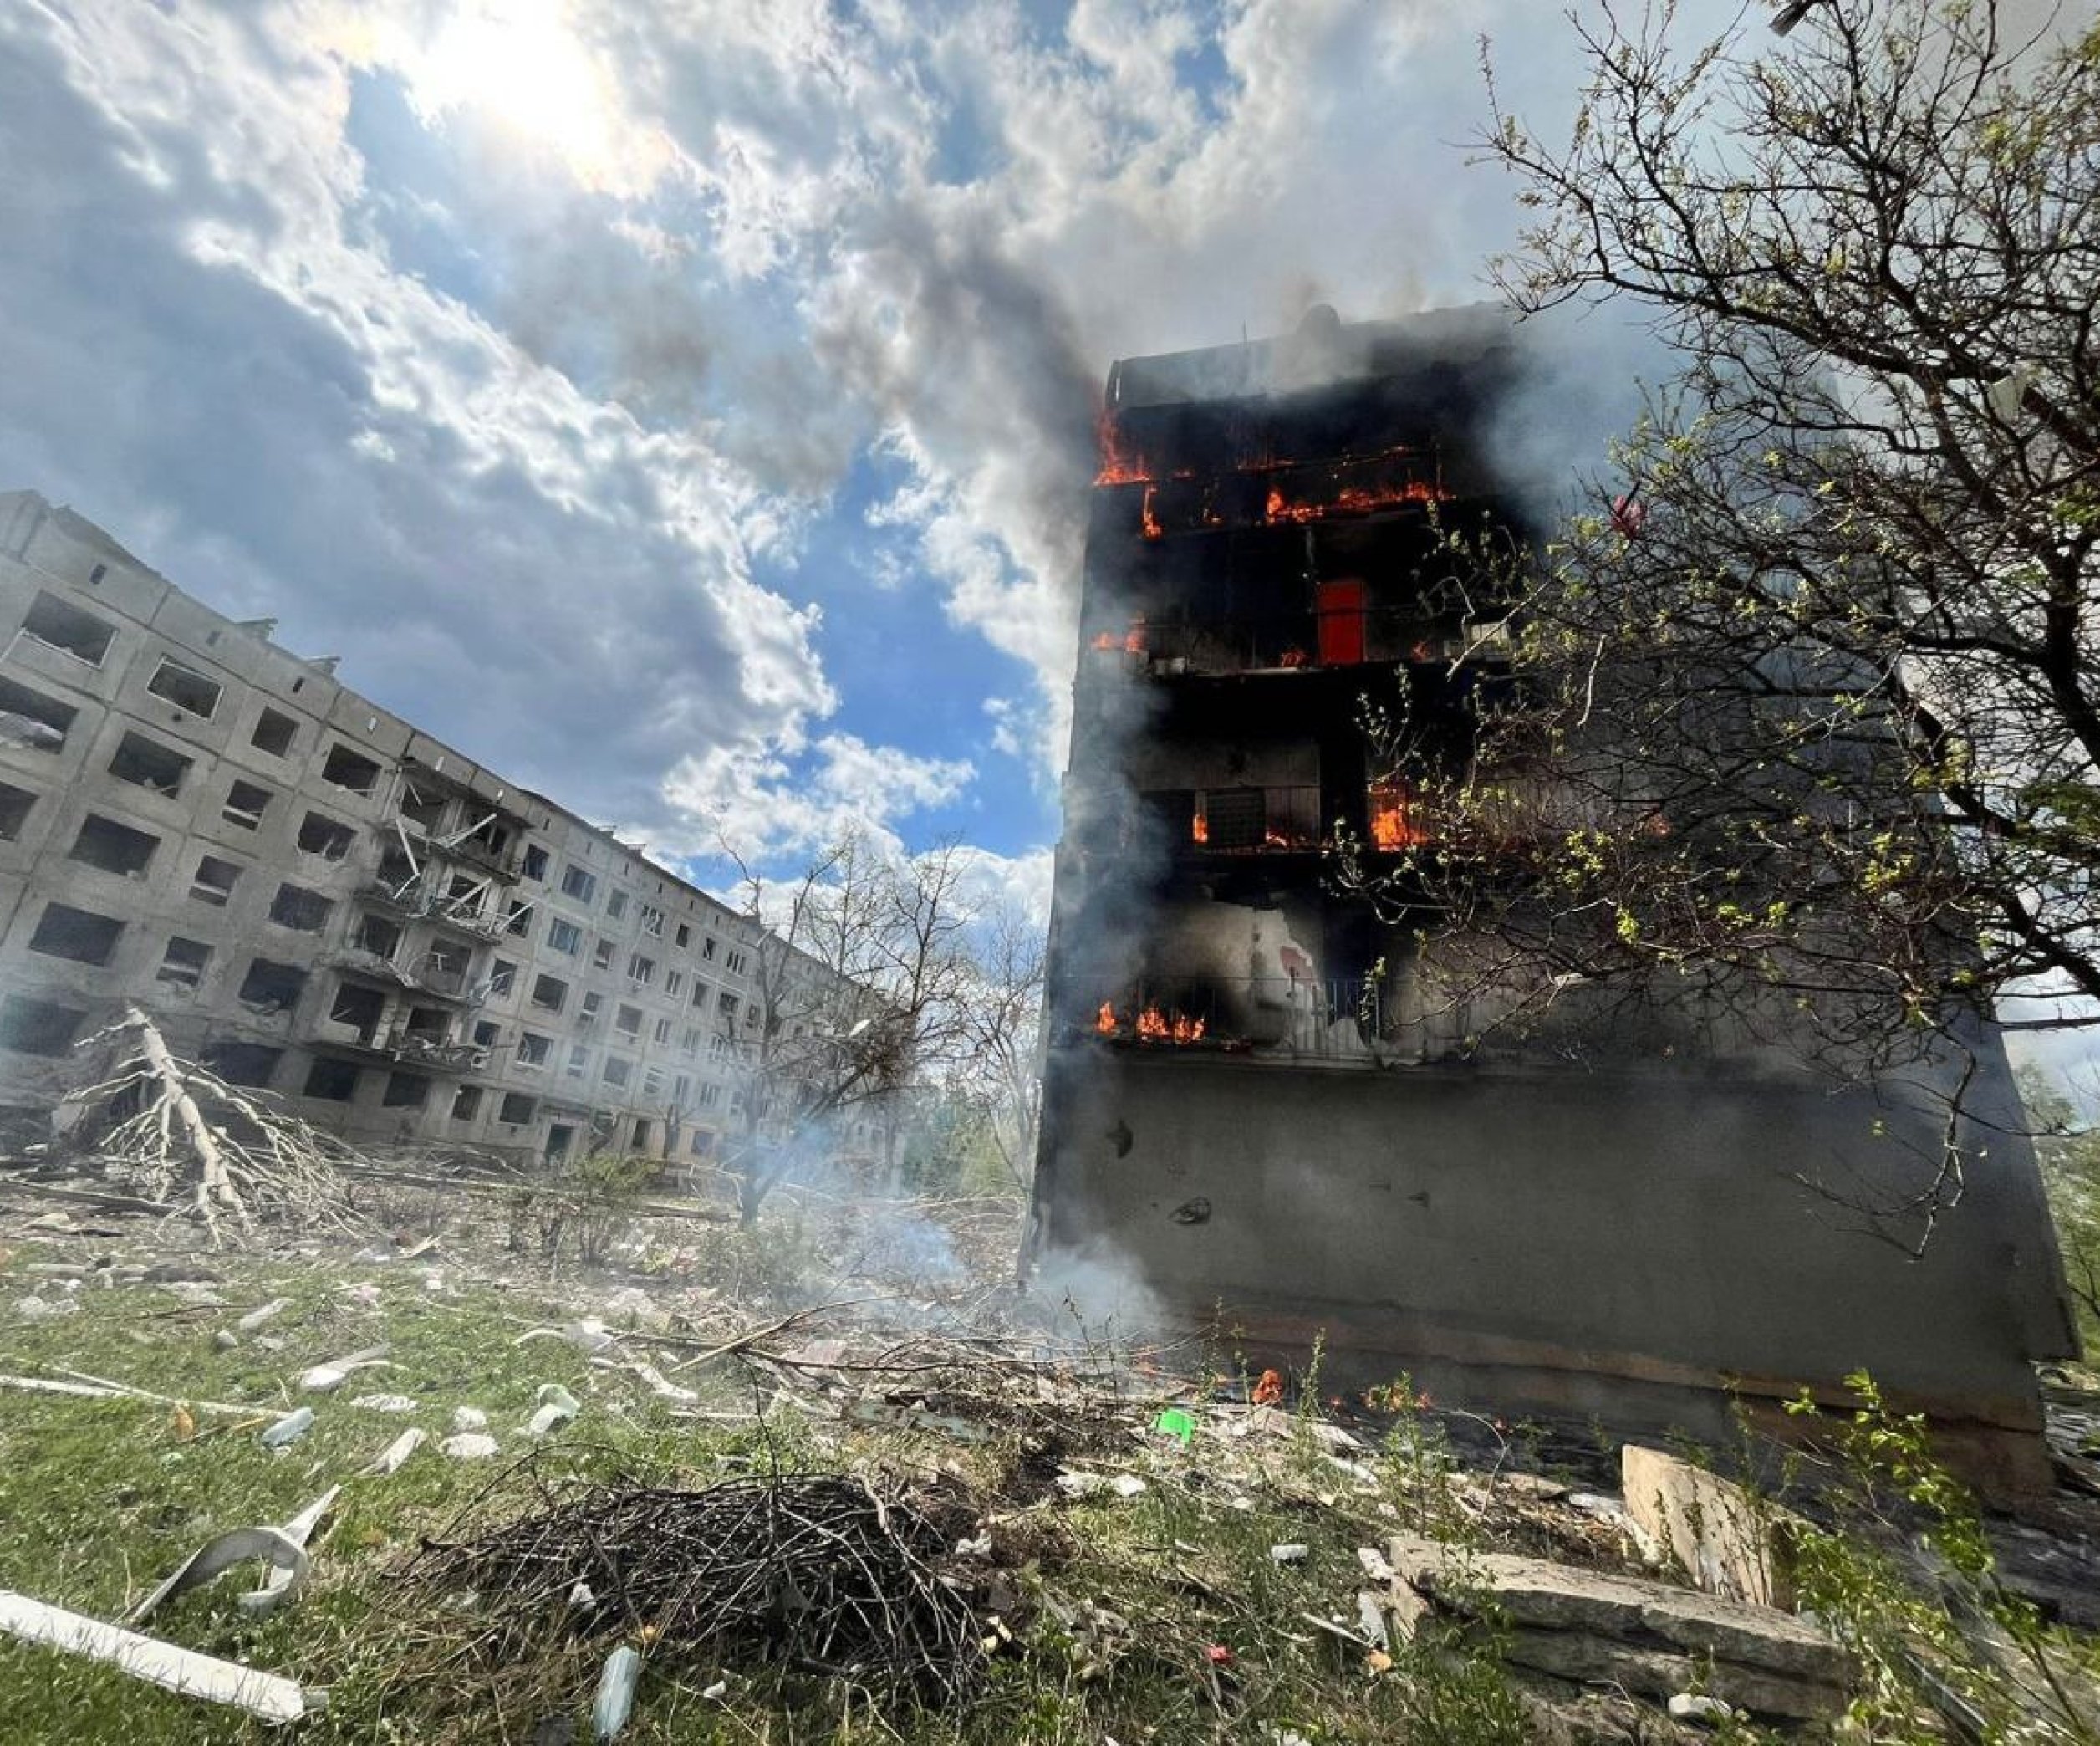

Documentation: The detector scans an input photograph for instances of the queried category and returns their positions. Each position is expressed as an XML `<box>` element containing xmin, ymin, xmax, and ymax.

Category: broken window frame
<box><xmin>320</xmin><ymin>743</ymin><xmax>382</xmax><ymax>796</ymax></box>
<box><xmin>0</xmin><ymin>676</ymin><xmax>77</xmax><ymax>753</ymax></box>
<box><xmin>67</xmin><ymin>813</ymin><xmax>160</xmax><ymax>879</ymax></box>
<box><xmin>497</xmin><ymin>1090</ymin><xmax>537</xmax><ymax>1126</ymax></box>
<box><xmin>22</xmin><ymin>590</ymin><xmax>115</xmax><ymax>666</ymax></box>
<box><xmin>222</xmin><ymin>779</ymin><xmax>273</xmax><ymax>830</ymax></box>
<box><xmin>296</xmin><ymin>810</ymin><xmax>355</xmax><ymax>861</ymax></box>
<box><xmin>190</xmin><ymin>854</ymin><xmax>242</xmax><ymax>907</ymax></box>
<box><xmin>267</xmin><ymin>882</ymin><xmax>333</xmax><ymax>933</ymax></box>
<box><xmin>108</xmin><ymin>731</ymin><xmax>191</xmax><ymax>798</ymax></box>
<box><xmin>28</xmin><ymin>901</ymin><xmax>125</xmax><ymax>966</ymax></box>
<box><xmin>155</xmin><ymin>937</ymin><xmax>212</xmax><ymax>991</ymax></box>
<box><xmin>145</xmin><ymin>656</ymin><xmax>223</xmax><ymax>720</ymax></box>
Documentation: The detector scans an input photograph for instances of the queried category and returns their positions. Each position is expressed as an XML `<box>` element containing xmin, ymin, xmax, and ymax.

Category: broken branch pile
<box><xmin>413</xmin><ymin>1469</ymin><xmax>985</xmax><ymax>1708</ymax></box>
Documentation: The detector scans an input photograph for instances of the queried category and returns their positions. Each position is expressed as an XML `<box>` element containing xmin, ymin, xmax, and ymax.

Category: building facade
<box><xmin>0</xmin><ymin>488</ymin><xmax>864</xmax><ymax>1171</ymax></box>
<box><xmin>1030</xmin><ymin>309</ymin><xmax>2075</xmax><ymax>1493</ymax></box>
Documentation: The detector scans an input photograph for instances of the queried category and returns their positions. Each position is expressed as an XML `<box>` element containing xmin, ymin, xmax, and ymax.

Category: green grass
<box><xmin>0</xmin><ymin>1251</ymin><xmax>1557</xmax><ymax>1745</ymax></box>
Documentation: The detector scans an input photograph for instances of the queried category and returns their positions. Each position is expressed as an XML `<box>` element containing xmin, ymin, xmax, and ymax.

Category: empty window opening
<box><xmin>529</xmin><ymin>973</ymin><xmax>568</xmax><ymax>1013</ymax></box>
<box><xmin>238</xmin><ymin>958</ymin><xmax>308</xmax><ymax>1014</ymax></box>
<box><xmin>507</xmin><ymin>900</ymin><xmax>533</xmax><ymax>937</ymax></box>
<box><xmin>522</xmin><ymin>845</ymin><xmax>549</xmax><ymax>880</ymax></box>
<box><xmin>702</xmin><ymin>935</ymin><xmax>718</xmax><ymax>961</ymax></box>
<box><xmin>382</xmin><ymin>1070</ymin><xmax>430</xmax><ymax>1109</ymax></box>
<box><xmin>489</xmin><ymin>958</ymin><xmax>517</xmax><ymax>995</ymax></box>
<box><xmin>354</xmin><ymin>911</ymin><xmax>400</xmax><ymax>958</ymax></box>
<box><xmin>497</xmin><ymin>1091</ymin><xmax>537</xmax><ymax>1126</ymax></box>
<box><xmin>606</xmin><ymin>890</ymin><xmax>629</xmax><ymax>920</ymax></box>
<box><xmin>329</xmin><ymin>981</ymin><xmax>386</xmax><ymax>1044</ymax></box>
<box><xmin>471</xmin><ymin>1019</ymin><xmax>499</xmax><ymax>1048</ymax></box>
<box><xmin>0</xmin><ymin>780</ymin><xmax>35</xmax><ymax>840</ymax></box>
<box><xmin>69</xmin><ymin>814</ymin><xmax>158</xmax><ymax>878</ymax></box>
<box><xmin>399</xmin><ymin>784</ymin><xmax>447</xmax><ymax>835</ymax></box>
<box><xmin>203</xmin><ymin>1042</ymin><xmax>280</xmax><ymax>1088</ymax></box>
<box><xmin>632</xmin><ymin>1116</ymin><xmax>653</xmax><ymax>1151</ymax></box>
<box><xmin>155</xmin><ymin>937</ymin><xmax>212</xmax><ymax>991</ymax></box>
<box><xmin>268</xmin><ymin>883</ymin><xmax>332</xmax><ymax>932</ymax></box>
<box><xmin>593</xmin><ymin>938</ymin><xmax>615</xmax><ymax>969</ymax></box>
<box><xmin>303</xmin><ymin>1057</ymin><xmax>360</xmax><ymax>1101</ymax></box>
<box><xmin>222</xmin><ymin>779</ymin><xmax>272</xmax><ymax>830</ymax></box>
<box><xmin>691</xmin><ymin>980</ymin><xmax>710</xmax><ymax>1008</ymax></box>
<box><xmin>321</xmin><ymin>743</ymin><xmax>381</xmax><ymax>795</ymax></box>
<box><xmin>109</xmin><ymin>732</ymin><xmax>191</xmax><ymax>797</ymax></box>
<box><xmin>665</xmin><ymin>969</ymin><xmax>685</xmax><ymax>999</ymax></box>
<box><xmin>191</xmin><ymin>855</ymin><xmax>241</xmax><ymax>906</ymax></box>
<box><xmin>579</xmin><ymin>992</ymin><xmax>603</xmax><ymax>1020</ymax></box>
<box><xmin>402</xmin><ymin>1005</ymin><xmax>448</xmax><ymax>1040</ymax></box>
<box><xmin>145</xmin><ymin>657</ymin><xmax>222</xmax><ymax>718</ymax></box>
<box><xmin>23</xmin><ymin>590</ymin><xmax>115</xmax><ymax>665</ymax></box>
<box><xmin>601</xmin><ymin>1055</ymin><xmax>633</xmax><ymax>1089</ymax></box>
<box><xmin>251</xmin><ymin>707</ymin><xmax>297</xmax><ymax>757</ymax></box>
<box><xmin>614</xmin><ymin>1003</ymin><xmax>643</xmax><ymax>1037</ymax></box>
<box><xmin>0</xmin><ymin>677</ymin><xmax>76</xmax><ymax>753</ymax></box>
<box><xmin>297</xmin><ymin>811</ymin><xmax>354</xmax><ymax>860</ymax></box>
<box><xmin>451</xmin><ymin>1084</ymin><xmax>483</xmax><ymax>1121</ymax></box>
<box><xmin>517</xmin><ymin>1032</ymin><xmax>551</xmax><ymax>1068</ymax></box>
<box><xmin>547</xmin><ymin>1123</ymin><xmax>575</xmax><ymax>1161</ymax></box>
<box><xmin>29</xmin><ymin>901</ymin><xmax>124</xmax><ymax>966</ymax></box>
<box><xmin>675</xmin><ymin>923</ymin><xmax>691</xmax><ymax>947</ymax></box>
<box><xmin>0</xmin><ymin>994</ymin><xmax>85</xmax><ymax>1056</ymax></box>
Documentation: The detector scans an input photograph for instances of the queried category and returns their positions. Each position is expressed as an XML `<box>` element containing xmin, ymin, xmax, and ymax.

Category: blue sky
<box><xmin>0</xmin><ymin>0</ymin><xmax>1747</xmax><ymax>909</ymax></box>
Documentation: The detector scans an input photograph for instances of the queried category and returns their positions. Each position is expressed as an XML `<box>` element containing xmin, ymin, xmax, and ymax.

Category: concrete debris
<box><xmin>624</xmin><ymin>1361</ymin><xmax>697</xmax><ymax>1404</ymax></box>
<box><xmin>212</xmin><ymin>1330</ymin><xmax>239</xmax><ymax>1351</ymax></box>
<box><xmin>1384</xmin><ymin>1533</ymin><xmax>1849</xmax><ymax>1719</ymax></box>
<box><xmin>1053</xmin><ymin>1471</ymin><xmax>1148</xmax><ymax>1500</ymax></box>
<box><xmin>591</xmin><ymin>1643</ymin><xmax>641</xmax><ymax>1740</ymax></box>
<box><xmin>0</xmin><ymin>1589</ymin><xmax>323</xmax><ymax>1723</ymax></box>
<box><xmin>516</xmin><ymin>1319</ymin><xmax>615</xmax><ymax>1356</ymax></box>
<box><xmin>1622</xmin><ymin>1445</ymin><xmax>1797</xmax><ymax>1608</ymax></box>
<box><xmin>236</xmin><ymin>1299</ymin><xmax>293</xmax><ymax>1332</ymax></box>
<box><xmin>441</xmin><ymin>1432</ymin><xmax>501</xmax><ymax>1461</ymax></box>
<box><xmin>13</xmin><ymin>1295</ymin><xmax>69</xmax><ymax>1322</ymax></box>
<box><xmin>299</xmin><ymin>1345</ymin><xmax>391</xmax><ymax>1392</ymax></box>
<box><xmin>525</xmin><ymin>1383</ymin><xmax>581</xmax><ymax>1439</ymax></box>
<box><xmin>451</xmin><ymin>1405</ymin><xmax>489</xmax><ymax>1433</ymax></box>
<box><xmin>349</xmin><ymin>1393</ymin><xmax>418</xmax><ymax>1414</ymax></box>
<box><xmin>363</xmin><ymin>1428</ymin><xmax>428</xmax><ymax>1478</ymax></box>
<box><xmin>261</xmin><ymin>1407</ymin><xmax>315</xmax><ymax>1449</ymax></box>
<box><xmin>1668</xmin><ymin>1692</ymin><xmax>1739</xmax><ymax>1723</ymax></box>
<box><xmin>1270</xmin><ymin>1544</ymin><xmax>1309</xmax><ymax>1565</ymax></box>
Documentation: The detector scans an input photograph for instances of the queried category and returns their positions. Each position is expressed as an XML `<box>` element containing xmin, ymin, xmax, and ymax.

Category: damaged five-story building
<box><xmin>1030</xmin><ymin>307</ymin><xmax>2075</xmax><ymax>1494</ymax></box>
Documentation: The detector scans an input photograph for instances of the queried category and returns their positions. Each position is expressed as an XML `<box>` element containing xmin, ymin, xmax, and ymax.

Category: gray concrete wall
<box><xmin>1035</xmin><ymin>1044</ymin><xmax>2074</xmax><ymax>1458</ymax></box>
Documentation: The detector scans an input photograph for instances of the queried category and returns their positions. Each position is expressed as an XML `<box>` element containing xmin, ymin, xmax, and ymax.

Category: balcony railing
<box><xmin>1086</xmin><ymin>610</ymin><xmax>1510</xmax><ymax>680</ymax></box>
<box><xmin>1089</xmin><ymin>973</ymin><xmax>1387</xmax><ymax>1062</ymax></box>
<box><xmin>385</xmin><ymin>1026</ymin><xmax>489</xmax><ymax>1072</ymax></box>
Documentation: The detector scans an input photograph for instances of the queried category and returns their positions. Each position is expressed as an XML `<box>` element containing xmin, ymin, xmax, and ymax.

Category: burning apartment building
<box><xmin>0</xmin><ymin>490</ymin><xmax>883</xmax><ymax>1176</ymax></box>
<box><xmin>1029</xmin><ymin>307</ymin><xmax>2075</xmax><ymax>1493</ymax></box>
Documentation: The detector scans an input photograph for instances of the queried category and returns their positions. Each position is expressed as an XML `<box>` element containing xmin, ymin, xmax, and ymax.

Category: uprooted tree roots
<box><xmin>408</xmin><ymin>1467</ymin><xmax>986</xmax><ymax>1713</ymax></box>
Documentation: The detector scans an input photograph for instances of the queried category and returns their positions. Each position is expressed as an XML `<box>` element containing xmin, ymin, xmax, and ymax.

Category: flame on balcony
<box><xmin>1266</xmin><ymin>479</ymin><xmax>1450</xmax><ymax>524</ymax></box>
<box><xmin>1140</xmin><ymin>485</ymin><xmax>1162</xmax><ymax>541</ymax></box>
<box><xmin>1369</xmin><ymin>782</ymin><xmax>1430</xmax><ymax>850</ymax></box>
<box><xmin>1191</xmin><ymin>805</ymin><xmax>1209</xmax><ymax>845</ymax></box>
<box><xmin>1094</xmin><ymin>411</ymin><xmax>1150</xmax><ymax>485</ymax></box>
<box><xmin>1097</xmin><ymin>1003</ymin><xmax>1207</xmax><ymax>1044</ymax></box>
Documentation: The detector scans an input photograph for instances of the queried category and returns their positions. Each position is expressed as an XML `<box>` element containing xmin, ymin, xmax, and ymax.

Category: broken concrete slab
<box><xmin>1385</xmin><ymin>1532</ymin><xmax>1849</xmax><ymax>1719</ymax></box>
<box><xmin>1621</xmin><ymin>1446</ymin><xmax>1795</xmax><ymax>1608</ymax></box>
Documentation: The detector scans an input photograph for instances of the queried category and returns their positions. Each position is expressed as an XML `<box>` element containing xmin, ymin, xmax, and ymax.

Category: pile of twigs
<box><xmin>414</xmin><ymin>1470</ymin><xmax>984</xmax><ymax>1708</ymax></box>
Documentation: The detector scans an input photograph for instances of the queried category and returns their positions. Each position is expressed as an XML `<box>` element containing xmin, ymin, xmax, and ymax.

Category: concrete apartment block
<box><xmin>0</xmin><ymin>488</ymin><xmax>866</xmax><ymax>1173</ymax></box>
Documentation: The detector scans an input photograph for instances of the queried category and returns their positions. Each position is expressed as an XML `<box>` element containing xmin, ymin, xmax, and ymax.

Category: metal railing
<box><xmin>1086</xmin><ymin>610</ymin><xmax>1511</xmax><ymax>679</ymax></box>
<box><xmin>1089</xmin><ymin>973</ymin><xmax>1387</xmax><ymax>1060</ymax></box>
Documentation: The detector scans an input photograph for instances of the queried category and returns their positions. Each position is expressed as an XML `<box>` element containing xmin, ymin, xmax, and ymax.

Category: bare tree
<box><xmin>952</xmin><ymin>899</ymin><xmax>1046</xmax><ymax>1192</ymax></box>
<box><xmin>715</xmin><ymin>832</ymin><xmax>979</xmax><ymax>1225</ymax></box>
<box><xmin>1343</xmin><ymin>2</ymin><xmax>2092</xmax><ymax>1076</ymax></box>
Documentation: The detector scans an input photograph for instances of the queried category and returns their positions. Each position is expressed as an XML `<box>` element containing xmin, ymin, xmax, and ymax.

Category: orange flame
<box><xmin>1369</xmin><ymin>784</ymin><xmax>1429</xmax><ymax>850</ymax></box>
<box><xmin>1091</xmin><ymin>631</ymin><xmax>1120</xmax><ymax>651</ymax></box>
<box><xmin>1094</xmin><ymin>411</ymin><xmax>1149</xmax><ymax>486</ymax></box>
<box><xmin>1135</xmin><ymin>1004</ymin><xmax>1205</xmax><ymax>1043</ymax></box>
<box><xmin>1096</xmin><ymin>1001</ymin><xmax>1117</xmax><ymax>1034</ymax></box>
<box><xmin>1140</xmin><ymin>485</ymin><xmax>1162</xmax><ymax>540</ymax></box>
<box><xmin>1191</xmin><ymin>807</ymin><xmax>1209</xmax><ymax>845</ymax></box>
<box><xmin>1266</xmin><ymin>479</ymin><xmax>1450</xmax><ymax>524</ymax></box>
<box><xmin>1252</xmin><ymin>1368</ymin><xmax>1284</xmax><ymax>1406</ymax></box>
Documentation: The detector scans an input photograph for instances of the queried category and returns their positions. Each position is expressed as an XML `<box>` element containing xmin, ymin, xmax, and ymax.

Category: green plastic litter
<box><xmin>1153</xmin><ymin>1408</ymin><xmax>1196</xmax><ymax>1447</ymax></box>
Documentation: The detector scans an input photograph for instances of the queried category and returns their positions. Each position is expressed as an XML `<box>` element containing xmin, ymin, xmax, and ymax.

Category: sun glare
<box><xmin>412</xmin><ymin>1</ymin><xmax>639</xmax><ymax>190</ymax></box>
